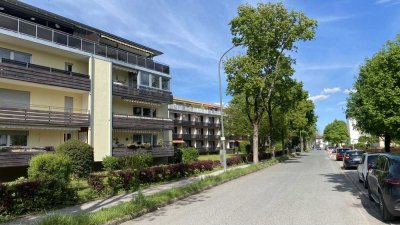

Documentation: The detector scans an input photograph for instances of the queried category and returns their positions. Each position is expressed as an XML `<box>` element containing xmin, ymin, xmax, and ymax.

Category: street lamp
<box><xmin>218</xmin><ymin>45</ymin><xmax>235</xmax><ymax>172</ymax></box>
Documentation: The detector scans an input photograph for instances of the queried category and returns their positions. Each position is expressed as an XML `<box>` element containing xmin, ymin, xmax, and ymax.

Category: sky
<box><xmin>22</xmin><ymin>0</ymin><xmax>400</xmax><ymax>133</ymax></box>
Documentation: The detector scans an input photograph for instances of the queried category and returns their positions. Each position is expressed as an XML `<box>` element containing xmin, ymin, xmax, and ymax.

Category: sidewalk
<box><xmin>5</xmin><ymin>164</ymin><xmax>249</xmax><ymax>225</ymax></box>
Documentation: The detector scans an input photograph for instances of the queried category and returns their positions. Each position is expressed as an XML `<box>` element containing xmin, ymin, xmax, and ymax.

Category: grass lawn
<box><xmin>198</xmin><ymin>153</ymin><xmax>242</xmax><ymax>161</ymax></box>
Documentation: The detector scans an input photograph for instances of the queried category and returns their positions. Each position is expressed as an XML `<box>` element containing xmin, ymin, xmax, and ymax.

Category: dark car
<box><xmin>343</xmin><ymin>150</ymin><xmax>365</xmax><ymax>169</ymax></box>
<box><xmin>367</xmin><ymin>154</ymin><xmax>400</xmax><ymax>221</ymax></box>
<box><xmin>335</xmin><ymin>148</ymin><xmax>351</xmax><ymax>161</ymax></box>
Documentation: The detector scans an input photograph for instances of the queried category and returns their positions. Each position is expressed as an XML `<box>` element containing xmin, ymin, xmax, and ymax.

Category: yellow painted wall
<box><xmin>0</xmin><ymin>82</ymin><xmax>86</xmax><ymax>113</ymax></box>
<box><xmin>0</xmin><ymin>42</ymin><xmax>88</xmax><ymax>74</ymax></box>
<box><xmin>28</xmin><ymin>129</ymin><xmax>78</xmax><ymax>147</ymax></box>
<box><xmin>113</xmin><ymin>99</ymin><xmax>132</xmax><ymax>115</ymax></box>
<box><xmin>92</xmin><ymin>58</ymin><xmax>112</xmax><ymax>161</ymax></box>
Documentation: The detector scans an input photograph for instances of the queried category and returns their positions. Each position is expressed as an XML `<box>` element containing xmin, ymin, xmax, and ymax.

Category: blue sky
<box><xmin>23</xmin><ymin>0</ymin><xmax>400</xmax><ymax>132</ymax></box>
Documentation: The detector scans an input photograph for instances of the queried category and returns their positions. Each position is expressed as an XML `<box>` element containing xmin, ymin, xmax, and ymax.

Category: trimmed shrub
<box><xmin>56</xmin><ymin>140</ymin><xmax>94</xmax><ymax>178</ymax></box>
<box><xmin>102</xmin><ymin>156</ymin><xmax>121</xmax><ymax>172</ymax></box>
<box><xmin>226</xmin><ymin>156</ymin><xmax>243</xmax><ymax>166</ymax></box>
<box><xmin>172</xmin><ymin>148</ymin><xmax>183</xmax><ymax>163</ymax></box>
<box><xmin>87</xmin><ymin>174</ymin><xmax>106</xmax><ymax>193</ymax></box>
<box><xmin>181</xmin><ymin>147</ymin><xmax>199</xmax><ymax>163</ymax></box>
<box><xmin>119</xmin><ymin>153</ymin><xmax>153</xmax><ymax>172</ymax></box>
<box><xmin>107</xmin><ymin>170</ymin><xmax>138</xmax><ymax>193</ymax></box>
<box><xmin>28</xmin><ymin>153</ymin><xmax>72</xmax><ymax>183</ymax></box>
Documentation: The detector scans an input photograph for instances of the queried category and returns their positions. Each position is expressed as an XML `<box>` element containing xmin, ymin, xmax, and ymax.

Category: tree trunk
<box><xmin>384</xmin><ymin>132</ymin><xmax>391</xmax><ymax>153</ymax></box>
<box><xmin>253</xmin><ymin>123</ymin><xmax>259</xmax><ymax>164</ymax></box>
<box><xmin>300</xmin><ymin>132</ymin><xmax>304</xmax><ymax>152</ymax></box>
<box><xmin>267</xmin><ymin>101</ymin><xmax>275</xmax><ymax>157</ymax></box>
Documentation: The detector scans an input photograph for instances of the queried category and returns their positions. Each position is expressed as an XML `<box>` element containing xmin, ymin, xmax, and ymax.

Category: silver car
<box><xmin>357</xmin><ymin>153</ymin><xmax>379</xmax><ymax>189</ymax></box>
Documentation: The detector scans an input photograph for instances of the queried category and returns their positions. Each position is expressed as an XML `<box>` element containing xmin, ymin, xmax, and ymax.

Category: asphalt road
<box><xmin>122</xmin><ymin>151</ymin><xmax>397</xmax><ymax>225</ymax></box>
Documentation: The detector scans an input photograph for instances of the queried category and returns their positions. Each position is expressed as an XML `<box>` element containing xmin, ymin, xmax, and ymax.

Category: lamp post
<box><xmin>218</xmin><ymin>45</ymin><xmax>235</xmax><ymax>172</ymax></box>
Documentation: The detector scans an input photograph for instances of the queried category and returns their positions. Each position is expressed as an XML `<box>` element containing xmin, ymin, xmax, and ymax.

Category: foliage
<box><xmin>0</xmin><ymin>179</ymin><xmax>77</xmax><ymax>218</ymax></box>
<box><xmin>28</xmin><ymin>153</ymin><xmax>72</xmax><ymax>183</ymax></box>
<box><xmin>172</xmin><ymin>148</ymin><xmax>183</xmax><ymax>163</ymax></box>
<box><xmin>225</xmin><ymin>2</ymin><xmax>317</xmax><ymax>163</ymax></box>
<box><xmin>119</xmin><ymin>153</ymin><xmax>153</xmax><ymax>172</ymax></box>
<box><xmin>347</xmin><ymin>35</ymin><xmax>400</xmax><ymax>152</ymax></box>
<box><xmin>107</xmin><ymin>170</ymin><xmax>138</xmax><ymax>193</ymax></box>
<box><xmin>102</xmin><ymin>156</ymin><xmax>121</xmax><ymax>172</ymax></box>
<box><xmin>226</xmin><ymin>156</ymin><xmax>243</xmax><ymax>166</ymax></box>
<box><xmin>56</xmin><ymin>140</ymin><xmax>94</xmax><ymax>178</ymax></box>
<box><xmin>87</xmin><ymin>174</ymin><xmax>106</xmax><ymax>193</ymax></box>
<box><xmin>323</xmin><ymin>120</ymin><xmax>350</xmax><ymax>146</ymax></box>
<box><xmin>239</xmin><ymin>141</ymin><xmax>251</xmax><ymax>154</ymax></box>
<box><xmin>180</xmin><ymin>147</ymin><xmax>199</xmax><ymax>163</ymax></box>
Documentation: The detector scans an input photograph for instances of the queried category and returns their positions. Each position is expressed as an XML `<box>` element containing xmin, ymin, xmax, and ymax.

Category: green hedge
<box><xmin>119</xmin><ymin>153</ymin><xmax>153</xmax><ymax>172</ymax></box>
<box><xmin>102</xmin><ymin>156</ymin><xmax>121</xmax><ymax>172</ymax></box>
<box><xmin>28</xmin><ymin>153</ymin><xmax>72</xmax><ymax>183</ymax></box>
<box><xmin>180</xmin><ymin>147</ymin><xmax>199</xmax><ymax>163</ymax></box>
<box><xmin>56</xmin><ymin>140</ymin><xmax>94</xmax><ymax>178</ymax></box>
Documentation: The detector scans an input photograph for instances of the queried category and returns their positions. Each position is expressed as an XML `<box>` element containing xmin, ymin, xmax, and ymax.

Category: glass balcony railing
<box><xmin>168</xmin><ymin>104</ymin><xmax>221</xmax><ymax>115</ymax></box>
<box><xmin>0</xmin><ymin>12</ymin><xmax>170</xmax><ymax>75</ymax></box>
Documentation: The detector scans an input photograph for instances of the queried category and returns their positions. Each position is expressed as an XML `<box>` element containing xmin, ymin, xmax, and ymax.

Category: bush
<box><xmin>107</xmin><ymin>170</ymin><xmax>138</xmax><ymax>193</ymax></box>
<box><xmin>180</xmin><ymin>147</ymin><xmax>199</xmax><ymax>163</ymax></box>
<box><xmin>102</xmin><ymin>156</ymin><xmax>121</xmax><ymax>172</ymax></box>
<box><xmin>0</xmin><ymin>179</ymin><xmax>77</xmax><ymax>217</ymax></box>
<box><xmin>28</xmin><ymin>153</ymin><xmax>72</xmax><ymax>183</ymax></box>
<box><xmin>119</xmin><ymin>153</ymin><xmax>153</xmax><ymax>172</ymax></box>
<box><xmin>226</xmin><ymin>156</ymin><xmax>243</xmax><ymax>166</ymax></box>
<box><xmin>87</xmin><ymin>174</ymin><xmax>106</xmax><ymax>193</ymax></box>
<box><xmin>239</xmin><ymin>141</ymin><xmax>251</xmax><ymax>154</ymax></box>
<box><xmin>172</xmin><ymin>148</ymin><xmax>183</xmax><ymax>163</ymax></box>
<box><xmin>56</xmin><ymin>140</ymin><xmax>94</xmax><ymax>178</ymax></box>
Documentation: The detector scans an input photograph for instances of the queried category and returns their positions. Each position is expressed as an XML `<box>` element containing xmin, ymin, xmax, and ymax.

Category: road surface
<box><xmin>122</xmin><ymin>151</ymin><xmax>398</xmax><ymax>225</ymax></box>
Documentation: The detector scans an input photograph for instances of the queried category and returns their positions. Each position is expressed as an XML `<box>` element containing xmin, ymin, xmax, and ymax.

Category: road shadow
<box><xmin>282</xmin><ymin>158</ymin><xmax>302</xmax><ymax>164</ymax></box>
<box><xmin>321</xmin><ymin>172</ymin><xmax>400</xmax><ymax>224</ymax></box>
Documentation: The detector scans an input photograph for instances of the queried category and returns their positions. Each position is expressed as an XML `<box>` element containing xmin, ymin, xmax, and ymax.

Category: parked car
<box><xmin>329</xmin><ymin>149</ymin><xmax>337</xmax><ymax>159</ymax></box>
<box><xmin>335</xmin><ymin>148</ymin><xmax>351</xmax><ymax>161</ymax></box>
<box><xmin>358</xmin><ymin>153</ymin><xmax>379</xmax><ymax>189</ymax></box>
<box><xmin>367</xmin><ymin>154</ymin><xmax>400</xmax><ymax>221</ymax></box>
<box><xmin>343</xmin><ymin>150</ymin><xmax>365</xmax><ymax>169</ymax></box>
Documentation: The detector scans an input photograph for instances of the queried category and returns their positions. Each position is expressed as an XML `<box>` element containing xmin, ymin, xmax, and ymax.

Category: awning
<box><xmin>173</xmin><ymin>140</ymin><xmax>185</xmax><ymax>144</ymax></box>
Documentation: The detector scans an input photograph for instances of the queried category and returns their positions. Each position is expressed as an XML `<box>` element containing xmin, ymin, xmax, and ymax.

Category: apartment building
<box><xmin>0</xmin><ymin>0</ymin><xmax>173</xmax><ymax>168</ymax></box>
<box><xmin>168</xmin><ymin>97</ymin><xmax>223</xmax><ymax>154</ymax></box>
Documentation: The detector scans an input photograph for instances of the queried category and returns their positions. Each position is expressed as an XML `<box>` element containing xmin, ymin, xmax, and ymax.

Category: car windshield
<box><xmin>337</xmin><ymin>149</ymin><xmax>350</xmax><ymax>153</ymax></box>
<box><xmin>367</xmin><ymin>155</ymin><xmax>378</xmax><ymax>164</ymax></box>
<box><xmin>348</xmin><ymin>151</ymin><xmax>365</xmax><ymax>156</ymax></box>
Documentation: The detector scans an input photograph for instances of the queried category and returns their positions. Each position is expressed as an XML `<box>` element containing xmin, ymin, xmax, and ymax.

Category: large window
<box><xmin>140</xmin><ymin>72</ymin><xmax>150</xmax><ymax>86</ymax></box>
<box><xmin>143</xmin><ymin>108</ymin><xmax>151</xmax><ymax>117</ymax></box>
<box><xmin>0</xmin><ymin>131</ymin><xmax>28</xmax><ymax>146</ymax></box>
<box><xmin>162</xmin><ymin>77</ymin><xmax>170</xmax><ymax>90</ymax></box>
<box><xmin>151</xmin><ymin>75</ymin><xmax>160</xmax><ymax>88</ymax></box>
<box><xmin>133</xmin><ymin>106</ymin><xmax>157</xmax><ymax>118</ymax></box>
<box><xmin>0</xmin><ymin>47</ymin><xmax>31</xmax><ymax>63</ymax></box>
<box><xmin>143</xmin><ymin>134</ymin><xmax>152</xmax><ymax>144</ymax></box>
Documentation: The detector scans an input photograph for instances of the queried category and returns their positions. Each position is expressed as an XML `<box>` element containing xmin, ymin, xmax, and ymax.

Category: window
<box><xmin>65</xmin><ymin>63</ymin><xmax>73</xmax><ymax>72</ymax></box>
<box><xmin>0</xmin><ymin>47</ymin><xmax>31</xmax><ymax>63</ymax></box>
<box><xmin>143</xmin><ymin>134</ymin><xmax>152</xmax><ymax>144</ymax></box>
<box><xmin>162</xmin><ymin>77</ymin><xmax>170</xmax><ymax>90</ymax></box>
<box><xmin>133</xmin><ymin>107</ymin><xmax>142</xmax><ymax>116</ymax></box>
<box><xmin>143</xmin><ymin>108</ymin><xmax>151</xmax><ymax>117</ymax></box>
<box><xmin>64</xmin><ymin>133</ymin><xmax>72</xmax><ymax>142</ymax></box>
<box><xmin>152</xmin><ymin>109</ymin><xmax>157</xmax><ymax>118</ymax></box>
<box><xmin>10</xmin><ymin>134</ymin><xmax>27</xmax><ymax>146</ymax></box>
<box><xmin>133</xmin><ymin>135</ymin><xmax>142</xmax><ymax>144</ymax></box>
<box><xmin>140</xmin><ymin>72</ymin><xmax>150</xmax><ymax>86</ymax></box>
<box><xmin>0</xmin><ymin>134</ymin><xmax>6</xmax><ymax>146</ymax></box>
<box><xmin>151</xmin><ymin>75</ymin><xmax>160</xmax><ymax>88</ymax></box>
<box><xmin>152</xmin><ymin>135</ymin><xmax>158</xmax><ymax>146</ymax></box>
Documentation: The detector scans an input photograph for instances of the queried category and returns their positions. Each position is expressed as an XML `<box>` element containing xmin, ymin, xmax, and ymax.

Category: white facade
<box><xmin>347</xmin><ymin>118</ymin><xmax>362</xmax><ymax>145</ymax></box>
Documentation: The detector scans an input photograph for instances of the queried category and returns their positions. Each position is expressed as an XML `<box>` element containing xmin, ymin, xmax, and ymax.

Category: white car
<box><xmin>329</xmin><ymin>149</ymin><xmax>337</xmax><ymax>160</ymax></box>
<box><xmin>357</xmin><ymin>153</ymin><xmax>379</xmax><ymax>189</ymax></box>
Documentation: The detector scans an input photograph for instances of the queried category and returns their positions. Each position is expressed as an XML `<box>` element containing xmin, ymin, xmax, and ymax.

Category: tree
<box><xmin>323</xmin><ymin>120</ymin><xmax>349</xmax><ymax>146</ymax></box>
<box><xmin>347</xmin><ymin>35</ymin><xmax>400</xmax><ymax>152</ymax></box>
<box><xmin>224</xmin><ymin>3</ymin><xmax>317</xmax><ymax>163</ymax></box>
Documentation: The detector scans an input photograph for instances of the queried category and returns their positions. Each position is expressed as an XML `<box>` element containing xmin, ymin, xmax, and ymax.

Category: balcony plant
<box><xmin>143</xmin><ymin>143</ymin><xmax>151</xmax><ymax>150</ymax></box>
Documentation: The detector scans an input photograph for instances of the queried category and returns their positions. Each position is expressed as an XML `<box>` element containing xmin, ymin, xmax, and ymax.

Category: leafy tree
<box><xmin>323</xmin><ymin>120</ymin><xmax>349</xmax><ymax>146</ymax></box>
<box><xmin>225</xmin><ymin>3</ymin><xmax>317</xmax><ymax>163</ymax></box>
<box><xmin>347</xmin><ymin>35</ymin><xmax>400</xmax><ymax>152</ymax></box>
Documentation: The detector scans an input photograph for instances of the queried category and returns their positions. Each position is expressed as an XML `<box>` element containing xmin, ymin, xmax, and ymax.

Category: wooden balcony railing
<box><xmin>113</xmin><ymin>84</ymin><xmax>173</xmax><ymax>104</ymax></box>
<box><xmin>0</xmin><ymin>106</ymin><xmax>89</xmax><ymax>127</ymax></box>
<box><xmin>0</xmin><ymin>58</ymin><xmax>90</xmax><ymax>91</ymax></box>
<box><xmin>113</xmin><ymin>145</ymin><xmax>174</xmax><ymax>158</ymax></box>
<box><xmin>113</xmin><ymin>114</ymin><xmax>173</xmax><ymax>130</ymax></box>
<box><xmin>0</xmin><ymin>151</ymin><xmax>43</xmax><ymax>168</ymax></box>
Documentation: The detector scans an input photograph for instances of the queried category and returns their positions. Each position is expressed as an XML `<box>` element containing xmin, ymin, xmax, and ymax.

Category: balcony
<box><xmin>112</xmin><ymin>145</ymin><xmax>174</xmax><ymax>158</ymax></box>
<box><xmin>113</xmin><ymin>83</ymin><xmax>173</xmax><ymax>104</ymax></box>
<box><xmin>113</xmin><ymin>114</ymin><xmax>173</xmax><ymax>130</ymax></box>
<box><xmin>0</xmin><ymin>12</ymin><xmax>170</xmax><ymax>75</ymax></box>
<box><xmin>0</xmin><ymin>150</ymin><xmax>43</xmax><ymax>168</ymax></box>
<box><xmin>0</xmin><ymin>58</ymin><xmax>90</xmax><ymax>91</ymax></box>
<box><xmin>0</xmin><ymin>105</ymin><xmax>89</xmax><ymax>128</ymax></box>
<box><xmin>168</xmin><ymin>104</ymin><xmax>221</xmax><ymax>115</ymax></box>
<box><xmin>196</xmin><ymin>147</ymin><xmax>220</xmax><ymax>154</ymax></box>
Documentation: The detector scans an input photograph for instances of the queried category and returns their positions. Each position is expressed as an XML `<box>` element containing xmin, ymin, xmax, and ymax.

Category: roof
<box><xmin>2</xmin><ymin>0</ymin><xmax>163</xmax><ymax>56</ymax></box>
<box><xmin>173</xmin><ymin>97</ymin><xmax>221</xmax><ymax>109</ymax></box>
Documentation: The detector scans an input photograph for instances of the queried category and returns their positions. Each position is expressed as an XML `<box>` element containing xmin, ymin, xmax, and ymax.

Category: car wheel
<box><xmin>379</xmin><ymin>192</ymin><xmax>394</xmax><ymax>222</ymax></box>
